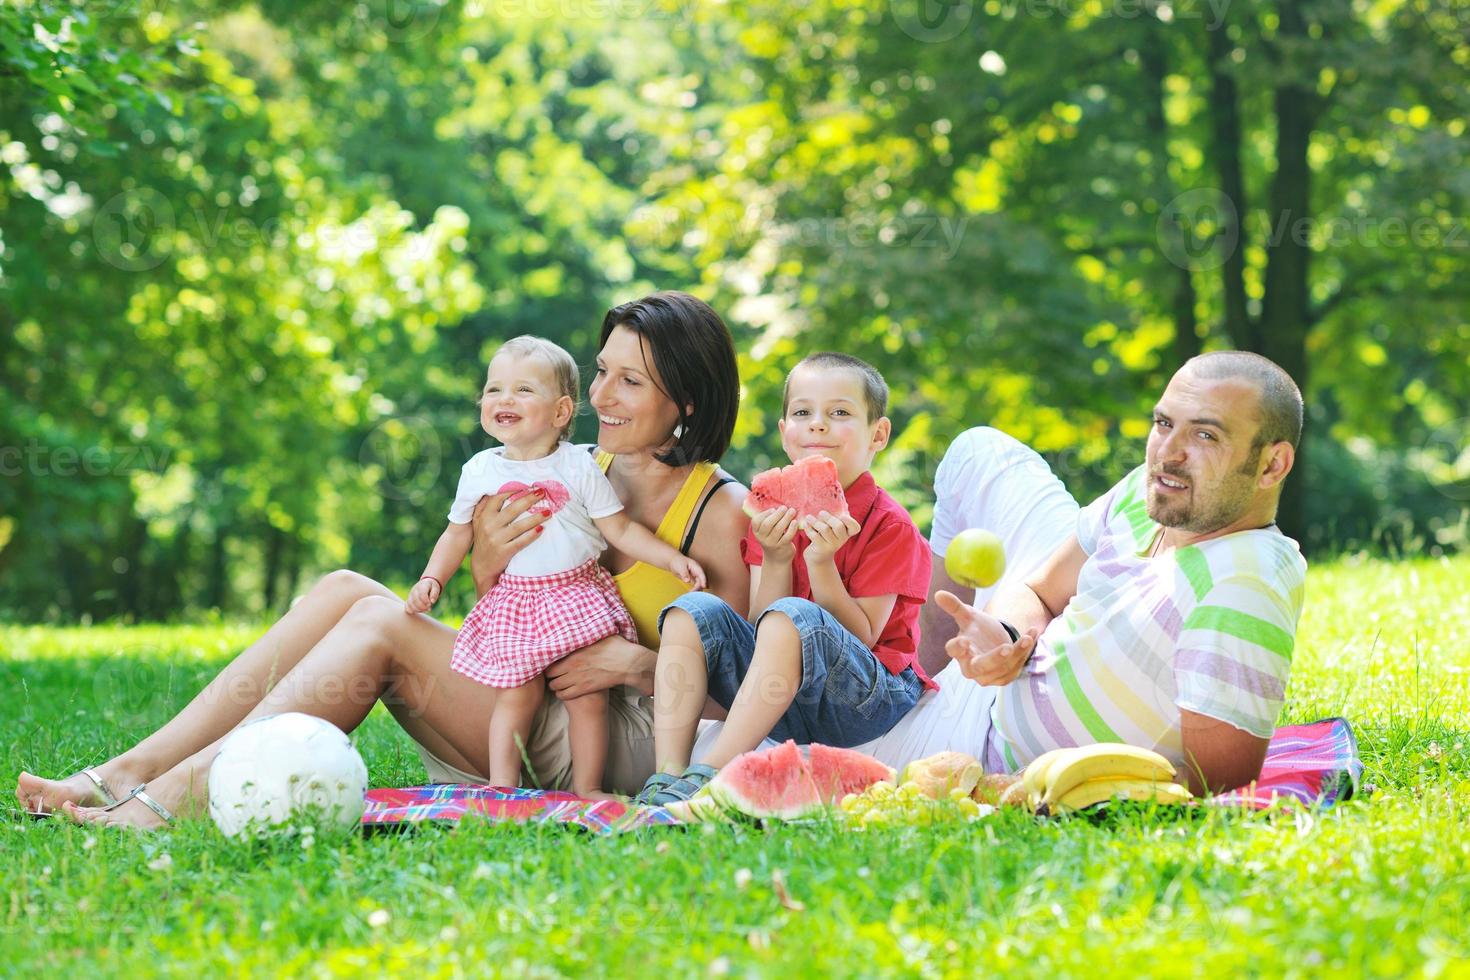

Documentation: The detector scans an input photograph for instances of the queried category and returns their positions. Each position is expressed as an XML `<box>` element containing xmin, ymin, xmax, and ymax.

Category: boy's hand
<box><xmin>751</xmin><ymin>506</ymin><xmax>800</xmax><ymax>564</ymax></box>
<box><xmin>802</xmin><ymin>511</ymin><xmax>861</xmax><ymax>565</ymax></box>
<box><xmin>669</xmin><ymin>555</ymin><xmax>707</xmax><ymax>591</ymax></box>
<box><xmin>405</xmin><ymin>577</ymin><xmax>441</xmax><ymax>615</ymax></box>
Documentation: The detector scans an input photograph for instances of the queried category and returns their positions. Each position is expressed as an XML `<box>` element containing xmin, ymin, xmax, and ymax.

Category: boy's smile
<box><xmin>779</xmin><ymin>365</ymin><xmax>890</xmax><ymax>488</ymax></box>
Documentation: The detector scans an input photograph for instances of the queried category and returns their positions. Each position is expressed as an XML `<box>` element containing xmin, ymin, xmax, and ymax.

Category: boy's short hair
<box><xmin>486</xmin><ymin>335</ymin><xmax>579</xmax><ymax>441</ymax></box>
<box><xmin>782</xmin><ymin>352</ymin><xmax>889</xmax><ymax>423</ymax></box>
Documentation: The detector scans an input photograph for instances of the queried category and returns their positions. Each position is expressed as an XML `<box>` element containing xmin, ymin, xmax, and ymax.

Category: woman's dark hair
<box><xmin>599</xmin><ymin>291</ymin><xmax>740</xmax><ymax>466</ymax></box>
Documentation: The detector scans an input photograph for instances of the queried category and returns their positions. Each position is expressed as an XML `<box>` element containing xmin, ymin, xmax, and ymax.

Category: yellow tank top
<box><xmin>597</xmin><ymin>452</ymin><xmax>720</xmax><ymax>648</ymax></box>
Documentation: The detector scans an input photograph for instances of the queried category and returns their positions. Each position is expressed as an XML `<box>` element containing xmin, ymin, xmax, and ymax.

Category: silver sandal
<box><xmin>127</xmin><ymin>784</ymin><xmax>175</xmax><ymax>824</ymax></box>
<box><xmin>80</xmin><ymin>767</ymin><xmax>121</xmax><ymax>807</ymax></box>
<box><xmin>23</xmin><ymin>766</ymin><xmax>122</xmax><ymax>818</ymax></box>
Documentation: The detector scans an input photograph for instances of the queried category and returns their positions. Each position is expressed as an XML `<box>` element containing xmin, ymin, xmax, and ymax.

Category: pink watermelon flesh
<box><xmin>709</xmin><ymin>740</ymin><xmax>892</xmax><ymax>820</ymax></box>
<box><xmin>741</xmin><ymin>455</ymin><xmax>849</xmax><ymax>520</ymax></box>
<box><xmin>807</xmin><ymin>743</ymin><xmax>895</xmax><ymax>802</ymax></box>
<box><xmin>711</xmin><ymin>740</ymin><xmax>820</xmax><ymax>820</ymax></box>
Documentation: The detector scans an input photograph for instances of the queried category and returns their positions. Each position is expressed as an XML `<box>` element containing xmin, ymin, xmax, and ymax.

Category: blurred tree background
<box><xmin>2</xmin><ymin>0</ymin><xmax>1467</xmax><ymax>621</ymax></box>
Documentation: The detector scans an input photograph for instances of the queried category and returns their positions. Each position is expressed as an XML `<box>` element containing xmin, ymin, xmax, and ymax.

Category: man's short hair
<box><xmin>1184</xmin><ymin>351</ymin><xmax>1303</xmax><ymax>451</ymax></box>
<box><xmin>782</xmin><ymin>352</ymin><xmax>889</xmax><ymax>423</ymax></box>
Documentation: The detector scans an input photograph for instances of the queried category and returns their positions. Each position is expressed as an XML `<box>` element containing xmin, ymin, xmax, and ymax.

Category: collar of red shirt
<box><xmin>842</xmin><ymin>470</ymin><xmax>879</xmax><ymax>519</ymax></box>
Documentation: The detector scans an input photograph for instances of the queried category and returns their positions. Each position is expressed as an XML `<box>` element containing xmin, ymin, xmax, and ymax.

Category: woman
<box><xmin>16</xmin><ymin>292</ymin><xmax>750</xmax><ymax>828</ymax></box>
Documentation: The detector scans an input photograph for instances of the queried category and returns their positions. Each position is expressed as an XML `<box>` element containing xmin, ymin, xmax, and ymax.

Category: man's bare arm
<box><xmin>1177</xmin><ymin>710</ymin><xmax>1270</xmax><ymax>795</ymax></box>
<box><xmin>916</xmin><ymin>557</ymin><xmax>974</xmax><ymax>679</ymax></box>
<box><xmin>984</xmin><ymin>534</ymin><xmax>1088</xmax><ymax>636</ymax></box>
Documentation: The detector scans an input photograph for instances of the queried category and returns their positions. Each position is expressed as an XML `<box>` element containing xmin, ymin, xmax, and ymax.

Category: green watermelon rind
<box><xmin>696</xmin><ymin>741</ymin><xmax>892</xmax><ymax>824</ymax></box>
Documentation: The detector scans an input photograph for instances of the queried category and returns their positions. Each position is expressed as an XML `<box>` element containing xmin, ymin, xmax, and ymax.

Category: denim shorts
<box><xmin>658</xmin><ymin>592</ymin><xmax>924</xmax><ymax>748</ymax></box>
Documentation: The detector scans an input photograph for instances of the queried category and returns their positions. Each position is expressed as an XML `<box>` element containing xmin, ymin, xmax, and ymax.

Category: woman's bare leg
<box><xmin>487</xmin><ymin>678</ymin><xmax>545</xmax><ymax>789</ymax></box>
<box><xmin>565</xmin><ymin>690</ymin><xmax>614</xmax><ymax>800</ymax></box>
<box><xmin>18</xmin><ymin>570</ymin><xmax>395</xmax><ymax>814</ymax></box>
<box><xmin>66</xmin><ymin>595</ymin><xmax>507</xmax><ymax>829</ymax></box>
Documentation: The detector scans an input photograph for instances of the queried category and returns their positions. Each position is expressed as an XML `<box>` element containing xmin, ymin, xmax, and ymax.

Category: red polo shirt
<box><xmin>741</xmin><ymin>471</ymin><xmax>937</xmax><ymax>690</ymax></box>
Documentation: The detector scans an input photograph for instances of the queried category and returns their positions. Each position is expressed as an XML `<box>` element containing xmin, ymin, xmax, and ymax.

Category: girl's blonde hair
<box><xmin>483</xmin><ymin>336</ymin><xmax>581</xmax><ymax>441</ymax></box>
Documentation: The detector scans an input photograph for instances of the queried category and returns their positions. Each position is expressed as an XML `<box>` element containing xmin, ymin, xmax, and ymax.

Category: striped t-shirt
<box><xmin>989</xmin><ymin>466</ymin><xmax>1307</xmax><ymax>770</ymax></box>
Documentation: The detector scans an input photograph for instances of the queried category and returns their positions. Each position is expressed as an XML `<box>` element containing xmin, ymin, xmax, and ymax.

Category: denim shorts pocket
<box><xmin>851</xmin><ymin>664</ymin><xmax>923</xmax><ymax>726</ymax></box>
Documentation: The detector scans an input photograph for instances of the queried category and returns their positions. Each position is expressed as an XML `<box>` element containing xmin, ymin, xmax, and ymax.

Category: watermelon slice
<box><xmin>703</xmin><ymin>740</ymin><xmax>894</xmax><ymax>822</ymax></box>
<box><xmin>741</xmin><ymin>456</ymin><xmax>849</xmax><ymax>521</ymax></box>
<box><xmin>808</xmin><ymin>743</ymin><xmax>897</xmax><ymax>802</ymax></box>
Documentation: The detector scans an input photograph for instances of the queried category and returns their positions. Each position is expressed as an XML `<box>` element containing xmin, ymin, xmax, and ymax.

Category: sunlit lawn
<box><xmin>4</xmin><ymin>555</ymin><xmax>1469</xmax><ymax>976</ymax></box>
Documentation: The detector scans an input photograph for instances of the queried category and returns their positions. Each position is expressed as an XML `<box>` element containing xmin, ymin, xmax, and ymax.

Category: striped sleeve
<box><xmin>1076</xmin><ymin>466</ymin><xmax>1144</xmax><ymax>555</ymax></box>
<box><xmin>1173</xmin><ymin>573</ymin><xmax>1300</xmax><ymax>737</ymax></box>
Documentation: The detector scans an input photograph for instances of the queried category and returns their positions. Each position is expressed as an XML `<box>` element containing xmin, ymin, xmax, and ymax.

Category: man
<box><xmin>925</xmin><ymin>351</ymin><xmax>1305</xmax><ymax>794</ymax></box>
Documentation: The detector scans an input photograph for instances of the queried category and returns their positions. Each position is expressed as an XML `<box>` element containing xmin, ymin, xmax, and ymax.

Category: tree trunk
<box><xmin>263</xmin><ymin>525</ymin><xmax>284</xmax><ymax>612</ymax></box>
<box><xmin>1206</xmin><ymin>16</ymin><xmax>1252</xmax><ymax>350</ymax></box>
<box><xmin>207</xmin><ymin>526</ymin><xmax>229</xmax><ymax>611</ymax></box>
<box><xmin>1140</xmin><ymin>22</ymin><xmax>1201</xmax><ymax>364</ymax></box>
<box><xmin>1258</xmin><ymin>0</ymin><xmax>1318</xmax><ymax>541</ymax></box>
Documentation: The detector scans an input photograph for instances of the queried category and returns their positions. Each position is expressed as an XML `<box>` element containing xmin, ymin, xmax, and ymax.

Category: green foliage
<box><xmin>3</xmin><ymin>554</ymin><xmax>1470</xmax><ymax>973</ymax></box>
<box><xmin>2</xmin><ymin>0</ymin><xmax>1467</xmax><ymax>618</ymax></box>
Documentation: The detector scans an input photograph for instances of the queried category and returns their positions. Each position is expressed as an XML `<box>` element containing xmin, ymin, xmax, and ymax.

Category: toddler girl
<box><xmin>406</xmin><ymin>336</ymin><xmax>705</xmax><ymax>799</ymax></box>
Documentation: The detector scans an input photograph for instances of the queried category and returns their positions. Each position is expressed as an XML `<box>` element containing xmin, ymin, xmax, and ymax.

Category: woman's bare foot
<box><xmin>61</xmin><ymin>795</ymin><xmax>167</xmax><ymax>831</ymax></box>
<box><xmin>62</xmin><ymin>779</ymin><xmax>183</xmax><ymax>831</ymax></box>
<box><xmin>15</xmin><ymin>766</ymin><xmax>140</xmax><ymax>816</ymax></box>
<box><xmin>574</xmin><ymin>788</ymin><xmax>622</xmax><ymax>803</ymax></box>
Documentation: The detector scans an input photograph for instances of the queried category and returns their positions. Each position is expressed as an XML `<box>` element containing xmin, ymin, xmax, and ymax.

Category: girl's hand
<box><xmin>404</xmin><ymin>577</ymin><xmax>441</xmax><ymax>615</ymax></box>
<box><xmin>545</xmin><ymin>634</ymin><xmax>656</xmax><ymax>699</ymax></box>
<box><xmin>470</xmin><ymin>489</ymin><xmax>550</xmax><ymax>592</ymax></box>
<box><xmin>669</xmin><ymin>555</ymin><xmax>707</xmax><ymax>591</ymax></box>
<box><xmin>934</xmin><ymin>590</ymin><xmax>1038</xmax><ymax>686</ymax></box>
<box><xmin>751</xmin><ymin>506</ymin><xmax>800</xmax><ymax>564</ymax></box>
<box><xmin>802</xmin><ymin>511</ymin><xmax>861</xmax><ymax>566</ymax></box>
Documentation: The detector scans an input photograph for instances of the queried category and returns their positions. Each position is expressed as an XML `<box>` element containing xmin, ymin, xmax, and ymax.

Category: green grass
<box><xmin>5</xmin><ymin>555</ymin><xmax>1470</xmax><ymax>977</ymax></box>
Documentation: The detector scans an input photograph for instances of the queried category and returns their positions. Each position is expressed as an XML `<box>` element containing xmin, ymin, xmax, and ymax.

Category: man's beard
<box><xmin>1146</xmin><ymin>453</ymin><xmax>1261</xmax><ymax>534</ymax></box>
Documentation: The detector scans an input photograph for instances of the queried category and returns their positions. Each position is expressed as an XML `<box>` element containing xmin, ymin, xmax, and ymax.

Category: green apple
<box><xmin>945</xmin><ymin>528</ymin><xmax>1006</xmax><ymax>589</ymax></box>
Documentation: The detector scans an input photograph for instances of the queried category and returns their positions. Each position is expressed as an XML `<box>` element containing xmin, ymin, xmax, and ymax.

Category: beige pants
<box><xmin>413</xmin><ymin>685</ymin><xmax>658</xmax><ymax>796</ymax></box>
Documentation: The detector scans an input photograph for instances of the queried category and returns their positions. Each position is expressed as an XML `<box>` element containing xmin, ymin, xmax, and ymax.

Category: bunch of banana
<box><xmin>1011</xmin><ymin>743</ymin><xmax>1193</xmax><ymax>816</ymax></box>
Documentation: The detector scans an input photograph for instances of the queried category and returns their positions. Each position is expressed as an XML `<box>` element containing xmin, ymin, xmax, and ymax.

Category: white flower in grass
<box><xmin>734</xmin><ymin>868</ymin><xmax>753</xmax><ymax>890</ymax></box>
<box><xmin>368</xmin><ymin>909</ymin><xmax>390</xmax><ymax>928</ymax></box>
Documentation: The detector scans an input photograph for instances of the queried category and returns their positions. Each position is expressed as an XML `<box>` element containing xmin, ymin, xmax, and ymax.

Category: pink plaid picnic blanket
<box><xmin>1207</xmin><ymin>716</ymin><xmax>1361</xmax><ymax>810</ymax></box>
<box><xmin>360</xmin><ymin>717</ymin><xmax>1360</xmax><ymax>831</ymax></box>
<box><xmin>361</xmin><ymin>784</ymin><xmax>678</xmax><ymax>832</ymax></box>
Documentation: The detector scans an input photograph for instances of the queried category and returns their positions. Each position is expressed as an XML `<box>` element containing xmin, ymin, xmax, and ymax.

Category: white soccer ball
<box><xmin>208</xmin><ymin>712</ymin><xmax>368</xmax><ymax>839</ymax></box>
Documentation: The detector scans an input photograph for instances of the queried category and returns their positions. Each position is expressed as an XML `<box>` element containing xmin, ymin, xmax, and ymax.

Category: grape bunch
<box><xmin>838</xmin><ymin>780</ymin><xmax>992</xmax><ymax>828</ymax></box>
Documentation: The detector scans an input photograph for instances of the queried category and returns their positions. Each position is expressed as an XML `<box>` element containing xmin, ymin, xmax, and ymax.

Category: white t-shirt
<box><xmin>691</xmin><ymin>426</ymin><xmax>1080</xmax><ymax>772</ymax></box>
<box><xmin>448</xmin><ymin>442</ymin><xmax>624</xmax><ymax>577</ymax></box>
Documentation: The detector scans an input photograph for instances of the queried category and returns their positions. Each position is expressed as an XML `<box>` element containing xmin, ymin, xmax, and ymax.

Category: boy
<box><xmin>635</xmin><ymin>352</ymin><xmax>934</xmax><ymax>805</ymax></box>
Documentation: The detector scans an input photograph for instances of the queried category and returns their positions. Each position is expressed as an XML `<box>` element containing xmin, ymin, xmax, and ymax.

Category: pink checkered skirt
<box><xmin>449</xmin><ymin>558</ymin><xmax>639</xmax><ymax>688</ymax></box>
